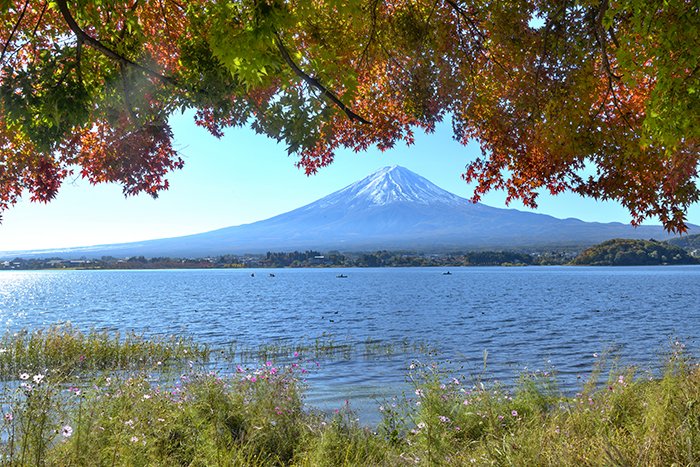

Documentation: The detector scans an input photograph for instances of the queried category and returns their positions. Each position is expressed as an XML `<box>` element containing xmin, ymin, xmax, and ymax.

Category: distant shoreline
<box><xmin>3</xmin><ymin>263</ymin><xmax>700</xmax><ymax>272</ymax></box>
<box><xmin>3</xmin><ymin>237</ymin><xmax>699</xmax><ymax>271</ymax></box>
<box><xmin>1</xmin><ymin>249</ymin><xmax>569</xmax><ymax>271</ymax></box>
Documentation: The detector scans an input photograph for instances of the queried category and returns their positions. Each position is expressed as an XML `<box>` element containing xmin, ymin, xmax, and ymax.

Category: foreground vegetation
<box><xmin>0</xmin><ymin>327</ymin><xmax>698</xmax><ymax>466</ymax></box>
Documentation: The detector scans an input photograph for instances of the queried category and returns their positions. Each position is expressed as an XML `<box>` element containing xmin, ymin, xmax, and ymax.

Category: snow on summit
<box><xmin>318</xmin><ymin>165</ymin><xmax>466</xmax><ymax>208</ymax></box>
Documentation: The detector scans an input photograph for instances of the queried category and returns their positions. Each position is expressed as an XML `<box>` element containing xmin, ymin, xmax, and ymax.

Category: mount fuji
<box><xmin>1</xmin><ymin>166</ymin><xmax>689</xmax><ymax>258</ymax></box>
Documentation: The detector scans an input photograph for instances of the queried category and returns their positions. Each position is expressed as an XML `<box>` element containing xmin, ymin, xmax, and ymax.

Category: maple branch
<box><xmin>32</xmin><ymin>2</ymin><xmax>48</xmax><ymax>39</ymax></box>
<box><xmin>76</xmin><ymin>37</ymin><xmax>83</xmax><ymax>84</ymax></box>
<box><xmin>607</xmin><ymin>25</ymin><xmax>620</xmax><ymax>49</ymax></box>
<box><xmin>358</xmin><ymin>0</ymin><xmax>381</xmax><ymax>67</ymax></box>
<box><xmin>274</xmin><ymin>31</ymin><xmax>371</xmax><ymax>125</ymax></box>
<box><xmin>0</xmin><ymin>0</ymin><xmax>30</xmax><ymax>65</ymax></box>
<box><xmin>594</xmin><ymin>0</ymin><xmax>621</xmax><ymax>81</ymax></box>
<box><xmin>444</xmin><ymin>0</ymin><xmax>513</xmax><ymax>80</ymax></box>
<box><xmin>54</xmin><ymin>0</ymin><xmax>177</xmax><ymax>86</ymax></box>
<box><xmin>592</xmin><ymin>0</ymin><xmax>633</xmax><ymax>131</ymax></box>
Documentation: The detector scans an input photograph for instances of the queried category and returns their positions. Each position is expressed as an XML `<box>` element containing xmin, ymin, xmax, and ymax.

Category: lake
<box><xmin>1</xmin><ymin>266</ymin><xmax>698</xmax><ymax>424</ymax></box>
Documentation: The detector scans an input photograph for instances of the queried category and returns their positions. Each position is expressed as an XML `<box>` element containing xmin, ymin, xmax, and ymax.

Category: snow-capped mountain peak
<box><xmin>317</xmin><ymin>165</ymin><xmax>466</xmax><ymax>208</ymax></box>
<box><xmin>2</xmin><ymin>165</ymin><xmax>685</xmax><ymax>259</ymax></box>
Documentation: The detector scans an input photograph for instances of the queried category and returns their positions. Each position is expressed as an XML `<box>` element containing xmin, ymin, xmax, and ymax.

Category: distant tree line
<box><xmin>8</xmin><ymin>238</ymin><xmax>698</xmax><ymax>270</ymax></box>
<box><xmin>1</xmin><ymin>249</ymin><xmax>576</xmax><ymax>270</ymax></box>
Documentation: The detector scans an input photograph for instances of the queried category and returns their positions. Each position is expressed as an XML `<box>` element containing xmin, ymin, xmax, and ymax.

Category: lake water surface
<box><xmin>0</xmin><ymin>266</ymin><xmax>698</xmax><ymax>423</ymax></box>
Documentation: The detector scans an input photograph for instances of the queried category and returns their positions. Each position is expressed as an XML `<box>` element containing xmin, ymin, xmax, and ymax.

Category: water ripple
<box><xmin>1</xmin><ymin>266</ymin><xmax>699</xmax><ymax>424</ymax></box>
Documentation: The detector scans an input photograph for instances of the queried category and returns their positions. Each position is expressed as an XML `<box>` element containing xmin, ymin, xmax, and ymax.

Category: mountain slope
<box><xmin>1</xmin><ymin>166</ymin><xmax>692</xmax><ymax>258</ymax></box>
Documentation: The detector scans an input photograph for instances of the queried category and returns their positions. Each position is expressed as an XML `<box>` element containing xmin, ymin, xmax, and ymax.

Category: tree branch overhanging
<box><xmin>0</xmin><ymin>0</ymin><xmax>31</xmax><ymax>65</ymax></box>
<box><xmin>444</xmin><ymin>0</ymin><xmax>514</xmax><ymax>80</ymax></box>
<box><xmin>54</xmin><ymin>0</ymin><xmax>177</xmax><ymax>86</ymax></box>
<box><xmin>32</xmin><ymin>2</ymin><xmax>48</xmax><ymax>39</ymax></box>
<box><xmin>594</xmin><ymin>0</ymin><xmax>621</xmax><ymax>81</ymax></box>
<box><xmin>273</xmin><ymin>31</ymin><xmax>371</xmax><ymax>125</ymax></box>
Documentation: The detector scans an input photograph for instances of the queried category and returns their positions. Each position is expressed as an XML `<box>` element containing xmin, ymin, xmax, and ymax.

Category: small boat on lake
<box><xmin>336</xmin><ymin>274</ymin><xmax>348</xmax><ymax>278</ymax></box>
<box><xmin>443</xmin><ymin>271</ymin><xmax>452</xmax><ymax>275</ymax></box>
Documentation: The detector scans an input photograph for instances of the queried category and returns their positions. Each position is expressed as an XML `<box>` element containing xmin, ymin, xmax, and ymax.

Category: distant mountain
<box><xmin>1</xmin><ymin>166</ymin><xmax>693</xmax><ymax>259</ymax></box>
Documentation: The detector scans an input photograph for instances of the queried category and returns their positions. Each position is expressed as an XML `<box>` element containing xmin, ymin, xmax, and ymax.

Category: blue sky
<box><xmin>1</xmin><ymin>112</ymin><xmax>697</xmax><ymax>251</ymax></box>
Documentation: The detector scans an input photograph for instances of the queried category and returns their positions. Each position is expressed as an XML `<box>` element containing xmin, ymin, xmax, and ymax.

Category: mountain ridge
<box><xmin>1</xmin><ymin>166</ymin><xmax>693</xmax><ymax>258</ymax></box>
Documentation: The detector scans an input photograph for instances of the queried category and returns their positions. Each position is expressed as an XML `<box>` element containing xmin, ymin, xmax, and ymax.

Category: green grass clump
<box><xmin>387</xmin><ymin>349</ymin><xmax>700</xmax><ymax>466</ymax></box>
<box><xmin>0</xmin><ymin>324</ymin><xmax>209</xmax><ymax>378</ymax></box>
<box><xmin>2</xmin><ymin>364</ymin><xmax>308</xmax><ymax>466</ymax></box>
<box><xmin>0</xmin><ymin>327</ymin><xmax>698</xmax><ymax>466</ymax></box>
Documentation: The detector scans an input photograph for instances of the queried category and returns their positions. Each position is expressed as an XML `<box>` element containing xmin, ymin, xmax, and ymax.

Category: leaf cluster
<box><xmin>0</xmin><ymin>0</ymin><xmax>697</xmax><ymax>230</ymax></box>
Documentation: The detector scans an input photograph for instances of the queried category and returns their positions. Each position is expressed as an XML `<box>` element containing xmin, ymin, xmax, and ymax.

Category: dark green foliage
<box><xmin>571</xmin><ymin>239</ymin><xmax>699</xmax><ymax>266</ymax></box>
<box><xmin>666</xmin><ymin>234</ymin><xmax>700</xmax><ymax>256</ymax></box>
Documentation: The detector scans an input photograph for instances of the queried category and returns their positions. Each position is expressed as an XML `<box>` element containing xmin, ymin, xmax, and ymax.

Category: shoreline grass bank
<box><xmin>0</xmin><ymin>327</ymin><xmax>698</xmax><ymax>465</ymax></box>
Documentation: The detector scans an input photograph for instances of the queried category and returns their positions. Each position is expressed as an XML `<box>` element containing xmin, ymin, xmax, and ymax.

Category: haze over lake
<box><xmin>1</xmin><ymin>266</ymin><xmax>698</xmax><ymax>422</ymax></box>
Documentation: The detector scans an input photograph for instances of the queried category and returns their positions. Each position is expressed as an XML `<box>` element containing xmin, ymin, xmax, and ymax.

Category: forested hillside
<box><xmin>571</xmin><ymin>239</ymin><xmax>698</xmax><ymax>266</ymax></box>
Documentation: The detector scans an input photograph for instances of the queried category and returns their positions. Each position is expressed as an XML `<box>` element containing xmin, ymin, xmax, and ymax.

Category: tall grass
<box><xmin>0</xmin><ymin>325</ymin><xmax>209</xmax><ymax>379</ymax></box>
<box><xmin>0</xmin><ymin>327</ymin><xmax>698</xmax><ymax>466</ymax></box>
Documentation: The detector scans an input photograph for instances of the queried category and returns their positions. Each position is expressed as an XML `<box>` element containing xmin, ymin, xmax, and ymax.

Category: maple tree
<box><xmin>0</xmin><ymin>0</ymin><xmax>698</xmax><ymax>231</ymax></box>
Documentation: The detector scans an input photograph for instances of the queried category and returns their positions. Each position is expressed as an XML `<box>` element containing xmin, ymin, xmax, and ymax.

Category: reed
<box><xmin>0</xmin><ymin>324</ymin><xmax>209</xmax><ymax>378</ymax></box>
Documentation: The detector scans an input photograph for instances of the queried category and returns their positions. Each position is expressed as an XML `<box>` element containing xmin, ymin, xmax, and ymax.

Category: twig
<box><xmin>444</xmin><ymin>0</ymin><xmax>513</xmax><ymax>80</ymax></box>
<box><xmin>76</xmin><ymin>37</ymin><xmax>83</xmax><ymax>84</ymax></box>
<box><xmin>0</xmin><ymin>0</ymin><xmax>30</xmax><ymax>65</ymax></box>
<box><xmin>594</xmin><ymin>0</ymin><xmax>621</xmax><ymax>80</ymax></box>
<box><xmin>593</xmin><ymin>0</ymin><xmax>633</xmax><ymax>130</ymax></box>
<box><xmin>31</xmin><ymin>2</ymin><xmax>48</xmax><ymax>39</ymax></box>
<box><xmin>274</xmin><ymin>30</ymin><xmax>370</xmax><ymax>124</ymax></box>
<box><xmin>358</xmin><ymin>0</ymin><xmax>380</xmax><ymax>67</ymax></box>
<box><xmin>55</xmin><ymin>0</ymin><xmax>177</xmax><ymax>86</ymax></box>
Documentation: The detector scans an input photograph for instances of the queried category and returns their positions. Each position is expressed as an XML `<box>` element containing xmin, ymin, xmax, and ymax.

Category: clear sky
<box><xmin>1</xmin><ymin>112</ymin><xmax>698</xmax><ymax>252</ymax></box>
